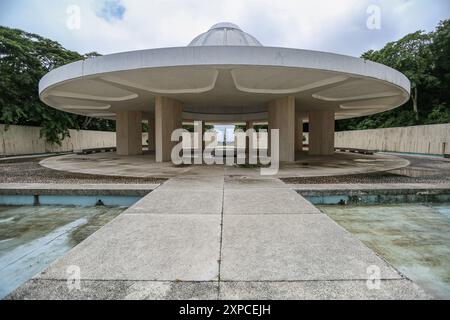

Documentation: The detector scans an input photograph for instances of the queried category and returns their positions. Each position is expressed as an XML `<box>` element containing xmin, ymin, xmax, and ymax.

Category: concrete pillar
<box><xmin>201</xmin><ymin>121</ymin><xmax>206</xmax><ymax>151</ymax></box>
<box><xmin>148</xmin><ymin>118</ymin><xmax>155</xmax><ymax>152</ymax></box>
<box><xmin>309</xmin><ymin>110</ymin><xmax>335</xmax><ymax>156</ymax></box>
<box><xmin>268</xmin><ymin>96</ymin><xmax>296</xmax><ymax>162</ymax></box>
<box><xmin>295</xmin><ymin>111</ymin><xmax>304</xmax><ymax>152</ymax></box>
<box><xmin>245</xmin><ymin>121</ymin><xmax>254</xmax><ymax>156</ymax></box>
<box><xmin>155</xmin><ymin>96</ymin><xmax>182</xmax><ymax>162</ymax></box>
<box><xmin>116</xmin><ymin>111</ymin><xmax>143</xmax><ymax>156</ymax></box>
<box><xmin>245</xmin><ymin>121</ymin><xmax>254</xmax><ymax>131</ymax></box>
<box><xmin>193</xmin><ymin>121</ymin><xmax>205</xmax><ymax>163</ymax></box>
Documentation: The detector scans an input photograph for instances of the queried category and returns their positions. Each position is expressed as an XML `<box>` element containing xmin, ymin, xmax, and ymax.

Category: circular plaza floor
<box><xmin>39</xmin><ymin>152</ymin><xmax>410</xmax><ymax>179</ymax></box>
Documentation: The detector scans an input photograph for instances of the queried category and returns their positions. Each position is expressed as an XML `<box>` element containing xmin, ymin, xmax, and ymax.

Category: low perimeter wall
<box><xmin>0</xmin><ymin>124</ymin><xmax>117</xmax><ymax>156</ymax></box>
<box><xmin>335</xmin><ymin>124</ymin><xmax>450</xmax><ymax>155</ymax></box>
<box><xmin>2</xmin><ymin>123</ymin><xmax>449</xmax><ymax>157</ymax></box>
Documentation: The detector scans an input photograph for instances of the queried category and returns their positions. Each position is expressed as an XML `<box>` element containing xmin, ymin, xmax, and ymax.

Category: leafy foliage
<box><xmin>183</xmin><ymin>124</ymin><xmax>214</xmax><ymax>132</ymax></box>
<box><xmin>337</xmin><ymin>20</ymin><xmax>450</xmax><ymax>131</ymax></box>
<box><xmin>234</xmin><ymin>125</ymin><xmax>268</xmax><ymax>132</ymax></box>
<box><xmin>0</xmin><ymin>26</ymin><xmax>114</xmax><ymax>145</ymax></box>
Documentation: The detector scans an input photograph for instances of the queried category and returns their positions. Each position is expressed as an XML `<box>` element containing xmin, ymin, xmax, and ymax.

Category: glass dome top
<box><xmin>188</xmin><ymin>22</ymin><xmax>263</xmax><ymax>47</ymax></box>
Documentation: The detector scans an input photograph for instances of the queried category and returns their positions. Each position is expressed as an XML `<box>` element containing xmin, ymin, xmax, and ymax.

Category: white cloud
<box><xmin>1</xmin><ymin>0</ymin><xmax>449</xmax><ymax>56</ymax></box>
<box><xmin>393</xmin><ymin>0</ymin><xmax>415</xmax><ymax>13</ymax></box>
<box><xmin>95</xmin><ymin>0</ymin><xmax>126</xmax><ymax>22</ymax></box>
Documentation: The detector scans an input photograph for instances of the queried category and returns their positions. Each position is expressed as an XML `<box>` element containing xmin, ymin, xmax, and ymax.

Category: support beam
<box><xmin>309</xmin><ymin>110</ymin><xmax>335</xmax><ymax>156</ymax></box>
<box><xmin>295</xmin><ymin>111</ymin><xmax>304</xmax><ymax>152</ymax></box>
<box><xmin>116</xmin><ymin>111</ymin><xmax>143</xmax><ymax>156</ymax></box>
<box><xmin>268</xmin><ymin>96</ymin><xmax>296</xmax><ymax>162</ymax></box>
<box><xmin>155</xmin><ymin>96</ymin><xmax>183</xmax><ymax>162</ymax></box>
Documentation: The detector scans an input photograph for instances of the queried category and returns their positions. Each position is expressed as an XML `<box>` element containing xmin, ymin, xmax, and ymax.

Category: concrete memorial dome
<box><xmin>39</xmin><ymin>22</ymin><xmax>410</xmax><ymax>162</ymax></box>
<box><xmin>188</xmin><ymin>22</ymin><xmax>263</xmax><ymax>47</ymax></box>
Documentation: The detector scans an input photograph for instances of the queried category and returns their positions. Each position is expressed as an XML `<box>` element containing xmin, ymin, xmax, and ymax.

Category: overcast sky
<box><xmin>1</xmin><ymin>0</ymin><xmax>449</xmax><ymax>57</ymax></box>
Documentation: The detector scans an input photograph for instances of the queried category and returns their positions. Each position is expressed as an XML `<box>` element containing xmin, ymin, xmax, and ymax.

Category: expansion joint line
<box><xmin>217</xmin><ymin>176</ymin><xmax>225</xmax><ymax>300</ymax></box>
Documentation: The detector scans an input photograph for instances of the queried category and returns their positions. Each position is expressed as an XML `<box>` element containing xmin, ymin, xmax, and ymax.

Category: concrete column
<box><xmin>193</xmin><ymin>121</ymin><xmax>205</xmax><ymax>163</ymax></box>
<box><xmin>245</xmin><ymin>121</ymin><xmax>254</xmax><ymax>148</ymax></box>
<box><xmin>295</xmin><ymin>111</ymin><xmax>304</xmax><ymax>152</ymax></box>
<box><xmin>201</xmin><ymin>121</ymin><xmax>206</xmax><ymax>151</ymax></box>
<box><xmin>155</xmin><ymin>96</ymin><xmax>182</xmax><ymax>162</ymax></box>
<box><xmin>148</xmin><ymin>118</ymin><xmax>155</xmax><ymax>152</ymax></box>
<box><xmin>245</xmin><ymin>121</ymin><xmax>254</xmax><ymax>132</ymax></box>
<box><xmin>309</xmin><ymin>110</ymin><xmax>335</xmax><ymax>156</ymax></box>
<box><xmin>268</xmin><ymin>96</ymin><xmax>296</xmax><ymax>162</ymax></box>
<box><xmin>116</xmin><ymin>111</ymin><xmax>143</xmax><ymax>156</ymax></box>
<box><xmin>245</xmin><ymin>121</ymin><xmax>254</xmax><ymax>157</ymax></box>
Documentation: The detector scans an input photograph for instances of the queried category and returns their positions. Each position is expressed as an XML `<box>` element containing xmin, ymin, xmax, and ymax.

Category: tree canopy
<box><xmin>0</xmin><ymin>26</ymin><xmax>114</xmax><ymax>145</ymax></box>
<box><xmin>337</xmin><ymin>19</ymin><xmax>450</xmax><ymax>131</ymax></box>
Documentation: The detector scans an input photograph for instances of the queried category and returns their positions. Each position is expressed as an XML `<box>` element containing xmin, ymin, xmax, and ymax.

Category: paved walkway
<box><xmin>9</xmin><ymin>167</ymin><xmax>429</xmax><ymax>299</ymax></box>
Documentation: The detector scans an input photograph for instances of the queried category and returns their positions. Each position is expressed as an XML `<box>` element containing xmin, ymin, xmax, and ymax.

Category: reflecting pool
<box><xmin>0</xmin><ymin>205</ymin><xmax>125</xmax><ymax>299</ymax></box>
<box><xmin>320</xmin><ymin>204</ymin><xmax>450</xmax><ymax>299</ymax></box>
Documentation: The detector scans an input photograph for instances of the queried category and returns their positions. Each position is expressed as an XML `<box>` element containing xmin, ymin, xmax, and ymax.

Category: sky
<box><xmin>1</xmin><ymin>0</ymin><xmax>449</xmax><ymax>57</ymax></box>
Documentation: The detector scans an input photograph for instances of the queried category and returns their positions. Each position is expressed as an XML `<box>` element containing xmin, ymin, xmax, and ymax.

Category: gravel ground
<box><xmin>1</xmin><ymin>154</ymin><xmax>449</xmax><ymax>185</ymax></box>
<box><xmin>282</xmin><ymin>154</ymin><xmax>450</xmax><ymax>184</ymax></box>
<box><xmin>0</xmin><ymin>157</ymin><xmax>166</xmax><ymax>184</ymax></box>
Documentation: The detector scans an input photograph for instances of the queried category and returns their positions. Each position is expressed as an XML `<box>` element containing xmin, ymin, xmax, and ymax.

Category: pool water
<box><xmin>319</xmin><ymin>203</ymin><xmax>450</xmax><ymax>299</ymax></box>
<box><xmin>0</xmin><ymin>205</ymin><xmax>125</xmax><ymax>299</ymax></box>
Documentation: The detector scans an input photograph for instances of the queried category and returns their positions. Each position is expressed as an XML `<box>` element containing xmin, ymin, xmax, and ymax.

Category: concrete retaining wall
<box><xmin>0</xmin><ymin>124</ymin><xmax>117</xmax><ymax>156</ymax></box>
<box><xmin>2</xmin><ymin>123</ymin><xmax>449</xmax><ymax>157</ymax></box>
<box><xmin>335</xmin><ymin>124</ymin><xmax>450</xmax><ymax>155</ymax></box>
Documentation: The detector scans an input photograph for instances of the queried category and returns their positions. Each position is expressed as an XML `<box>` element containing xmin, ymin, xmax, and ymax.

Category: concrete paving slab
<box><xmin>177</xmin><ymin>165</ymin><xmax>225</xmax><ymax>177</ymax></box>
<box><xmin>7</xmin><ymin>279</ymin><xmax>218</xmax><ymax>300</ymax></box>
<box><xmin>38</xmin><ymin>214</ymin><xmax>221</xmax><ymax>281</ymax></box>
<box><xmin>126</xmin><ymin>189</ymin><xmax>223</xmax><ymax>214</ymax></box>
<box><xmin>125</xmin><ymin>281</ymin><xmax>218</xmax><ymax>300</ymax></box>
<box><xmin>221</xmin><ymin>214</ymin><xmax>402</xmax><ymax>281</ymax></box>
<box><xmin>162</xmin><ymin>176</ymin><xmax>224</xmax><ymax>190</ymax></box>
<box><xmin>6</xmin><ymin>279</ymin><xmax>131</xmax><ymax>300</ymax></box>
<box><xmin>224</xmin><ymin>176</ymin><xmax>288</xmax><ymax>189</ymax></box>
<box><xmin>219</xmin><ymin>280</ymin><xmax>431</xmax><ymax>300</ymax></box>
<box><xmin>224</xmin><ymin>189</ymin><xmax>320</xmax><ymax>214</ymax></box>
<box><xmin>224</xmin><ymin>166</ymin><xmax>261</xmax><ymax>177</ymax></box>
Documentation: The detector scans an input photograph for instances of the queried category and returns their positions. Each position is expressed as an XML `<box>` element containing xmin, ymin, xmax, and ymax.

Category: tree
<box><xmin>0</xmin><ymin>26</ymin><xmax>114</xmax><ymax>145</ymax></box>
<box><xmin>430</xmin><ymin>20</ymin><xmax>450</xmax><ymax>110</ymax></box>
<box><xmin>362</xmin><ymin>31</ymin><xmax>438</xmax><ymax>121</ymax></box>
<box><xmin>337</xmin><ymin>19</ymin><xmax>450</xmax><ymax>131</ymax></box>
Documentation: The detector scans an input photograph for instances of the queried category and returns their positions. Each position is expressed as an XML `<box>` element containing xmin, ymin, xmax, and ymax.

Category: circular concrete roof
<box><xmin>39</xmin><ymin>23</ymin><xmax>411</xmax><ymax>122</ymax></box>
